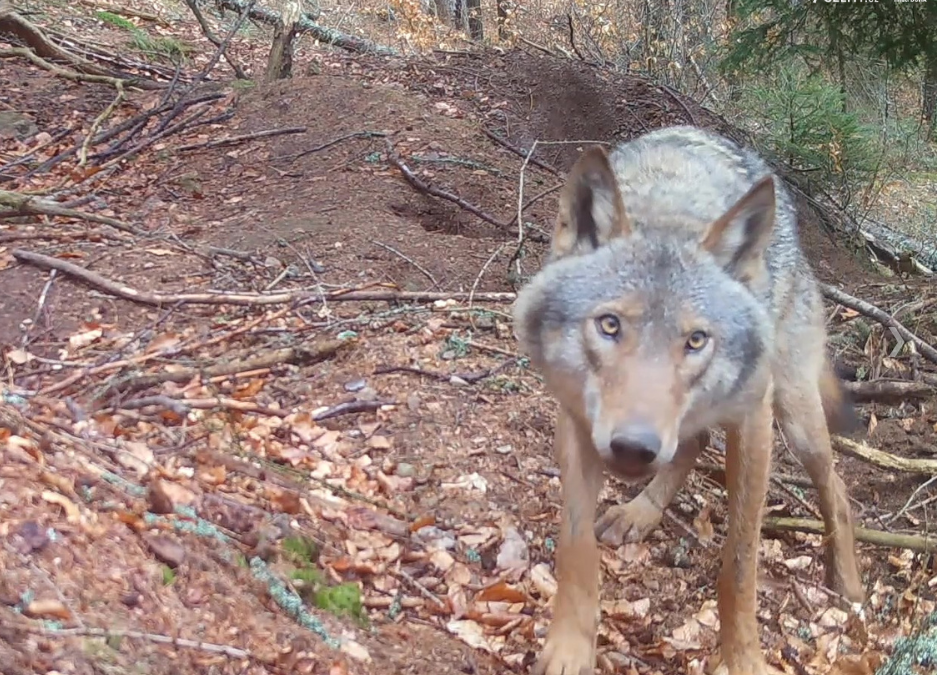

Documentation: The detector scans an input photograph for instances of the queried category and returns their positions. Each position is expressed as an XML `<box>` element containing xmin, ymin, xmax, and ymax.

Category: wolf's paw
<box><xmin>825</xmin><ymin>558</ymin><xmax>865</xmax><ymax>605</ymax></box>
<box><xmin>532</xmin><ymin>631</ymin><xmax>594</xmax><ymax>675</ymax></box>
<box><xmin>709</xmin><ymin>649</ymin><xmax>776</xmax><ymax>675</ymax></box>
<box><xmin>594</xmin><ymin>493</ymin><xmax>663</xmax><ymax>546</ymax></box>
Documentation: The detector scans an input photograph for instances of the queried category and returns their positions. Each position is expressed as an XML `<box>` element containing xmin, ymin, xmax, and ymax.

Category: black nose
<box><xmin>609</xmin><ymin>427</ymin><xmax>661</xmax><ymax>464</ymax></box>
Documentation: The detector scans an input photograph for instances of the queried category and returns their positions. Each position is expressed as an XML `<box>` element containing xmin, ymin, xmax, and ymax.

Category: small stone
<box><xmin>396</xmin><ymin>463</ymin><xmax>415</xmax><ymax>478</ymax></box>
<box><xmin>356</xmin><ymin>387</ymin><xmax>378</xmax><ymax>402</ymax></box>
<box><xmin>344</xmin><ymin>378</ymin><xmax>366</xmax><ymax>393</ymax></box>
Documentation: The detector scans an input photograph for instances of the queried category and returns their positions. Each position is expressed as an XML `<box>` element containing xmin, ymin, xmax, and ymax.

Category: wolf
<box><xmin>512</xmin><ymin>125</ymin><xmax>865</xmax><ymax>675</ymax></box>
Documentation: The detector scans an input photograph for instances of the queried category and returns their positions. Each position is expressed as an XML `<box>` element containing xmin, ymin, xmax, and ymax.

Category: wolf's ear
<box><xmin>701</xmin><ymin>175</ymin><xmax>775</xmax><ymax>282</ymax></box>
<box><xmin>550</xmin><ymin>145</ymin><xmax>632</xmax><ymax>260</ymax></box>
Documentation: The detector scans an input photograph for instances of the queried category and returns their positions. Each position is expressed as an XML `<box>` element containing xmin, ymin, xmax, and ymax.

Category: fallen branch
<box><xmin>96</xmin><ymin>340</ymin><xmax>352</xmax><ymax>400</ymax></box>
<box><xmin>313</xmin><ymin>400</ymin><xmax>395</xmax><ymax>422</ymax></box>
<box><xmin>0</xmin><ymin>191</ymin><xmax>143</xmax><ymax>235</ymax></box>
<box><xmin>371</xmin><ymin>240</ymin><xmax>439</xmax><ymax>289</ymax></box>
<box><xmin>78</xmin><ymin>83</ymin><xmax>125</xmax><ymax>167</ymax></box>
<box><xmin>183</xmin><ymin>0</ymin><xmax>248</xmax><ymax>79</ymax></box>
<box><xmin>0</xmin><ymin>46</ymin><xmax>151</xmax><ymax>89</ymax></box>
<box><xmin>385</xmin><ymin>139</ymin><xmax>506</xmax><ymax>229</ymax></box>
<box><xmin>174</xmin><ymin>126</ymin><xmax>307</xmax><ymax>152</ymax></box>
<box><xmin>217</xmin><ymin>0</ymin><xmax>398</xmax><ymax>56</ymax></box>
<box><xmin>4</xmin><ymin>621</ymin><xmax>252</xmax><ymax>659</ymax></box>
<box><xmin>763</xmin><ymin>516</ymin><xmax>936</xmax><ymax>553</ymax></box>
<box><xmin>120</xmin><ymin>395</ymin><xmax>288</xmax><ymax>417</ymax></box>
<box><xmin>278</xmin><ymin>130</ymin><xmax>387</xmax><ymax>163</ymax></box>
<box><xmin>374</xmin><ymin>358</ymin><xmax>516</xmax><ymax>385</ymax></box>
<box><xmin>483</xmin><ymin>127</ymin><xmax>560</xmax><ymax>176</ymax></box>
<box><xmin>843</xmin><ymin>379</ymin><xmax>933</xmax><ymax>404</ymax></box>
<box><xmin>0</xmin><ymin>2</ymin><xmax>159</xmax><ymax>88</ymax></box>
<box><xmin>821</xmin><ymin>283</ymin><xmax>937</xmax><ymax>364</ymax></box>
<box><xmin>12</xmin><ymin>249</ymin><xmax>518</xmax><ymax>306</ymax></box>
<box><xmin>833</xmin><ymin>435</ymin><xmax>937</xmax><ymax>474</ymax></box>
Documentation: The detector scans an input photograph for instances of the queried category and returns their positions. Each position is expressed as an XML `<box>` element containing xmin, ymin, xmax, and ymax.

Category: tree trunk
<box><xmin>264</xmin><ymin>0</ymin><xmax>302</xmax><ymax>82</ymax></box>
<box><xmin>453</xmin><ymin>0</ymin><xmax>465</xmax><ymax>32</ymax></box>
<box><xmin>466</xmin><ymin>0</ymin><xmax>483</xmax><ymax>40</ymax></box>
<box><xmin>433</xmin><ymin>0</ymin><xmax>452</xmax><ymax>23</ymax></box>
<box><xmin>496</xmin><ymin>0</ymin><xmax>508</xmax><ymax>40</ymax></box>
<box><xmin>923</xmin><ymin>48</ymin><xmax>937</xmax><ymax>134</ymax></box>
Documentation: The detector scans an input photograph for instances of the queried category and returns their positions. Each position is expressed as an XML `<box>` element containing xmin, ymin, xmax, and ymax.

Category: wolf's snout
<box><xmin>609</xmin><ymin>426</ymin><xmax>661</xmax><ymax>465</ymax></box>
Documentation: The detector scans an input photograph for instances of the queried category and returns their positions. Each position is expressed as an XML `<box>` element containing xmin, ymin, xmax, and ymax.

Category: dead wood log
<box><xmin>0</xmin><ymin>1</ymin><xmax>157</xmax><ymax>87</ymax></box>
<box><xmin>217</xmin><ymin>0</ymin><xmax>398</xmax><ymax>56</ymax></box>
<box><xmin>833</xmin><ymin>435</ymin><xmax>937</xmax><ymax>475</ymax></box>
<box><xmin>843</xmin><ymin>379</ymin><xmax>933</xmax><ymax>404</ymax></box>
<box><xmin>763</xmin><ymin>516</ymin><xmax>936</xmax><ymax>553</ymax></box>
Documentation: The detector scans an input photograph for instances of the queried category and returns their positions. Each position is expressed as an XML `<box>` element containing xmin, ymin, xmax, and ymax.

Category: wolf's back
<box><xmin>606</xmin><ymin>125</ymin><xmax>811</xmax><ymax>317</ymax></box>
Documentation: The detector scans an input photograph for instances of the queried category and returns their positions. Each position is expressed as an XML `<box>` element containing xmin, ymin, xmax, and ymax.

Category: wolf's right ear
<box><xmin>550</xmin><ymin>145</ymin><xmax>631</xmax><ymax>260</ymax></box>
<box><xmin>701</xmin><ymin>175</ymin><xmax>776</xmax><ymax>283</ymax></box>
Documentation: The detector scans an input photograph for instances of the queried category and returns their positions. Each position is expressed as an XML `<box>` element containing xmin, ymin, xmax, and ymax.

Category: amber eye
<box><xmin>596</xmin><ymin>314</ymin><xmax>621</xmax><ymax>337</ymax></box>
<box><xmin>686</xmin><ymin>330</ymin><xmax>709</xmax><ymax>352</ymax></box>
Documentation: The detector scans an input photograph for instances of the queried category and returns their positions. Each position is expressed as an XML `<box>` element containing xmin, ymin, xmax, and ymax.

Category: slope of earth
<box><xmin>2</xmin><ymin>16</ymin><xmax>936</xmax><ymax>675</ymax></box>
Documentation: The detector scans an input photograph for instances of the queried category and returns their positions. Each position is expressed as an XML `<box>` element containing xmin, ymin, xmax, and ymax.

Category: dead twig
<box><xmin>468</xmin><ymin>243</ymin><xmax>507</xmax><ymax>310</ymax></box>
<box><xmin>3</xmin><ymin>620</ymin><xmax>252</xmax><ymax>659</ymax></box>
<box><xmin>483</xmin><ymin>128</ymin><xmax>560</xmax><ymax>176</ymax></box>
<box><xmin>821</xmin><ymin>283</ymin><xmax>937</xmax><ymax>364</ymax></box>
<box><xmin>385</xmin><ymin>139</ymin><xmax>506</xmax><ymax>229</ymax></box>
<box><xmin>313</xmin><ymin>400</ymin><xmax>394</xmax><ymax>422</ymax></box>
<box><xmin>79</xmin><ymin>82</ymin><xmax>125</xmax><ymax>167</ymax></box>
<box><xmin>371</xmin><ymin>240</ymin><xmax>439</xmax><ymax>289</ymax></box>
<box><xmin>175</xmin><ymin>126</ymin><xmax>308</xmax><ymax>152</ymax></box>
<box><xmin>182</xmin><ymin>0</ymin><xmax>248</xmax><ymax>79</ymax></box>
<box><xmin>278</xmin><ymin>130</ymin><xmax>387</xmax><ymax>163</ymax></box>
<box><xmin>763</xmin><ymin>516</ymin><xmax>936</xmax><ymax>553</ymax></box>
<box><xmin>512</xmin><ymin>139</ymin><xmax>538</xmax><ymax>279</ymax></box>
<box><xmin>374</xmin><ymin>358</ymin><xmax>516</xmax><ymax>385</ymax></box>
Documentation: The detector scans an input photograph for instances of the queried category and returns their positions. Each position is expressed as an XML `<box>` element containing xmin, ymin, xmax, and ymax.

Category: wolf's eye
<box><xmin>685</xmin><ymin>330</ymin><xmax>709</xmax><ymax>352</ymax></box>
<box><xmin>596</xmin><ymin>314</ymin><xmax>620</xmax><ymax>337</ymax></box>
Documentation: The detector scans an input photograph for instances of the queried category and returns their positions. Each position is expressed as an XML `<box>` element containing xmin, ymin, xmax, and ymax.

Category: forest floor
<box><xmin>1</xmin><ymin>2</ymin><xmax>936</xmax><ymax>675</ymax></box>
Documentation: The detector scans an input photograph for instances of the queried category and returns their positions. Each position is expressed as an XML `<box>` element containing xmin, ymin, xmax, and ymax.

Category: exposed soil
<box><xmin>2</xmin><ymin>20</ymin><xmax>936</xmax><ymax>675</ymax></box>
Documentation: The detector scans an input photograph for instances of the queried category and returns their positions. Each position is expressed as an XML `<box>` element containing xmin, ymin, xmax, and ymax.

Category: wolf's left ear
<box><xmin>701</xmin><ymin>175</ymin><xmax>775</xmax><ymax>282</ymax></box>
<box><xmin>550</xmin><ymin>145</ymin><xmax>632</xmax><ymax>261</ymax></box>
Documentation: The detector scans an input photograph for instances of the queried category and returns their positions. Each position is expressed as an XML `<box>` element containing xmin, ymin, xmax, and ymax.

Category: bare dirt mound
<box><xmin>2</xmin><ymin>37</ymin><xmax>935</xmax><ymax>675</ymax></box>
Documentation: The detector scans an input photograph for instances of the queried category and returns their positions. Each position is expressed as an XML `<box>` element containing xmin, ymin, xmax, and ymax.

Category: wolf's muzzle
<box><xmin>609</xmin><ymin>424</ymin><xmax>661</xmax><ymax>465</ymax></box>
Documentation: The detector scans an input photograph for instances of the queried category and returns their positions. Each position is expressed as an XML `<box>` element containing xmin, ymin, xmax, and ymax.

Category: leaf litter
<box><xmin>1</xmin><ymin>3</ymin><xmax>936</xmax><ymax>673</ymax></box>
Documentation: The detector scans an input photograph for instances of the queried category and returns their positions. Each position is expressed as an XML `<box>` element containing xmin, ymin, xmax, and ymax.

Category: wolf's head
<box><xmin>514</xmin><ymin>145</ymin><xmax>776</xmax><ymax>479</ymax></box>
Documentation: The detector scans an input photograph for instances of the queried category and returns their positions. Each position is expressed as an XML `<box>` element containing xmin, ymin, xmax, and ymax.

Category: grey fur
<box><xmin>513</xmin><ymin>125</ymin><xmax>828</xmax><ymax>464</ymax></box>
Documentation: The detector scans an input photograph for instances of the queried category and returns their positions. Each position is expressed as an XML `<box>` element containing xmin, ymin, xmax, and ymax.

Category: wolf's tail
<box><xmin>818</xmin><ymin>357</ymin><xmax>861</xmax><ymax>436</ymax></box>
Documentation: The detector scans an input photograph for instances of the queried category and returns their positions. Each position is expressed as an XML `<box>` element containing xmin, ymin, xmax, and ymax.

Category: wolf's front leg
<box><xmin>716</xmin><ymin>395</ymin><xmax>773</xmax><ymax>675</ymax></box>
<box><xmin>534</xmin><ymin>410</ymin><xmax>605</xmax><ymax>675</ymax></box>
<box><xmin>595</xmin><ymin>432</ymin><xmax>707</xmax><ymax>546</ymax></box>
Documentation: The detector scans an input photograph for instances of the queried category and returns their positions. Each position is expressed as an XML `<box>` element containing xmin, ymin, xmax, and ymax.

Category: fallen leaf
<box><xmin>148</xmin><ymin>479</ymin><xmax>197</xmax><ymax>515</ymax></box>
<box><xmin>24</xmin><ymin>598</ymin><xmax>72</xmax><ymax>621</ymax></box>
<box><xmin>41</xmin><ymin>490</ymin><xmax>80</xmax><ymax>523</ymax></box>
<box><xmin>145</xmin><ymin>533</ymin><xmax>186</xmax><ymax>568</ymax></box>
<box><xmin>476</xmin><ymin>581</ymin><xmax>527</xmax><ymax>604</ymax></box>
<box><xmin>529</xmin><ymin>562</ymin><xmax>557</xmax><ymax>599</ymax></box>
